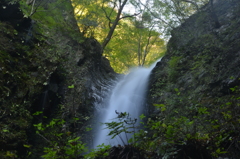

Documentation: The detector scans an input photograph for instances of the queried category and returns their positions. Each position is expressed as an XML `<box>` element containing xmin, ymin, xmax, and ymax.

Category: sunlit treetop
<box><xmin>71</xmin><ymin>0</ymin><xmax>210</xmax><ymax>73</ymax></box>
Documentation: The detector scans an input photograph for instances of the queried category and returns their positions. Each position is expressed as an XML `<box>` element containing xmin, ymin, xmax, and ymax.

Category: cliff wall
<box><xmin>0</xmin><ymin>0</ymin><xmax>116</xmax><ymax>157</ymax></box>
<box><xmin>148</xmin><ymin>0</ymin><xmax>240</xmax><ymax>158</ymax></box>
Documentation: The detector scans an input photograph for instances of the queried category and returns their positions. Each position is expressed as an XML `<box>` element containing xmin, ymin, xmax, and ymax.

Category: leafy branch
<box><xmin>104</xmin><ymin>111</ymin><xmax>138</xmax><ymax>145</ymax></box>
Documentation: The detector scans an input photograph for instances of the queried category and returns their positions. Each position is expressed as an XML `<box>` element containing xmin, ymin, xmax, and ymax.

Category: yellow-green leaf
<box><xmin>68</xmin><ymin>85</ymin><xmax>74</xmax><ymax>88</ymax></box>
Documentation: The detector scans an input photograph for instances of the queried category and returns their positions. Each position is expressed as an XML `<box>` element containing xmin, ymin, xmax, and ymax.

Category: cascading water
<box><xmin>93</xmin><ymin>59</ymin><xmax>161</xmax><ymax>147</ymax></box>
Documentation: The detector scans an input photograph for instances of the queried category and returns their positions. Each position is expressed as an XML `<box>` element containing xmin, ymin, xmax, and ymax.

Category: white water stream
<box><xmin>93</xmin><ymin>59</ymin><xmax>161</xmax><ymax>147</ymax></box>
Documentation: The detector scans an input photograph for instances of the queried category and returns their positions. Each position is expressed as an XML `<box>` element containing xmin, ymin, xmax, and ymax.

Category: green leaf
<box><xmin>186</xmin><ymin>134</ymin><xmax>191</xmax><ymax>139</ymax></box>
<box><xmin>49</xmin><ymin>120</ymin><xmax>56</xmax><ymax>127</ymax></box>
<box><xmin>216</xmin><ymin>148</ymin><xmax>227</xmax><ymax>154</ymax></box>
<box><xmin>23</xmin><ymin>144</ymin><xmax>31</xmax><ymax>148</ymax></box>
<box><xmin>56</xmin><ymin>133</ymin><xmax>63</xmax><ymax>137</ymax></box>
<box><xmin>34</xmin><ymin>123</ymin><xmax>43</xmax><ymax>130</ymax></box>
<box><xmin>162</xmin><ymin>123</ymin><xmax>167</xmax><ymax>128</ymax></box>
<box><xmin>187</xmin><ymin>121</ymin><xmax>194</xmax><ymax>125</ymax></box>
<box><xmin>140</xmin><ymin>114</ymin><xmax>146</xmax><ymax>120</ymax></box>
<box><xmin>32</xmin><ymin>111</ymin><xmax>43</xmax><ymax>115</ymax></box>
<box><xmin>128</xmin><ymin>138</ymin><xmax>133</xmax><ymax>143</ymax></box>
<box><xmin>86</xmin><ymin>127</ymin><xmax>92</xmax><ymax>131</ymax></box>
<box><xmin>68</xmin><ymin>85</ymin><xmax>74</xmax><ymax>88</ymax></box>
<box><xmin>226</xmin><ymin>102</ymin><xmax>232</xmax><ymax>105</ymax></box>
<box><xmin>154</xmin><ymin>103</ymin><xmax>166</xmax><ymax>111</ymax></box>
<box><xmin>74</xmin><ymin>117</ymin><xmax>79</xmax><ymax>121</ymax></box>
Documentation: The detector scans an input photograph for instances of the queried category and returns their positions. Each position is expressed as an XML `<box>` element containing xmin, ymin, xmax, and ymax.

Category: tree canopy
<box><xmin>70</xmin><ymin>0</ymin><xmax>211</xmax><ymax>73</ymax></box>
<box><xmin>18</xmin><ymin>0</ymin><xmax>210</xmax><ymax>73</ymax></box>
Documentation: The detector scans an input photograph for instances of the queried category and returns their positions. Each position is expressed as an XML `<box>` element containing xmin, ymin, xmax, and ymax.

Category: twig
<box><xmin>120</xmin><ymin>12</ymin><xmax>141</xmax><ymax>20</ymax></box>
<box><xmin>30</xmin><ymin>0</ymin><xmax>36</xmax><ymax>16</ymax></box>
<box><xmin>37</xmin><ymin>133</ymin><xmax>51</xmax><ymax>144</ymax></box>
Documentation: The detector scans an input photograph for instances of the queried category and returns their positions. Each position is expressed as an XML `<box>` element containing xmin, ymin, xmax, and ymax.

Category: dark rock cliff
<box><xmin>148</xmin><ymin>0</ymin><xmax>240</xmax><ymax>158</ymax></box>
<box><xmin>0</xmin><ymin>0</ymin><xmax>116</xmax><ymax>158</ymax></box>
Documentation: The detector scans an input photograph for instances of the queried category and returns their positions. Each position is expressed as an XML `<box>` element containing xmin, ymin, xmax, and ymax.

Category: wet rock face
<box><xmin>61</xmin><ymin>38</ymin><xmax>117</xmax><ymax>124</ymax></box>
<box><xmin>148</xmin><ymin>0</ymin><xmax>240</xmax><ymax>158</ymax></box>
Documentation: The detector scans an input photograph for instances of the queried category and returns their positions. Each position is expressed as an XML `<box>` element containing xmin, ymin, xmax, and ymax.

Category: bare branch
<box><xmin>29</xmin><ymin>0</ymin><xmax>50</xmax><ymax>17</ymax></box>
<box><xmin>101</xmin><ymin>3</ymin><xmax>111</xmax><ymax>22</ymax></box>
<box><xmin>37</xmin><ymin>133</ymin><xmax>51</xmax><ymax>144</ymax></box>
<box><xmin>137</xmin><ymin>0</ymin><xmax>169</xmax><ymax>26</ymax></box>
<box><xmin>120</xmin><ymin>12</ymin><xmax>141</xmax><ymax>20</ymax></box>
<box><xmin>142</xmin><ymin>24</ymin><xmax>156</xmax><ymax>66</ymax></box>
<box><xmin>101</xmin><ymin>0</ymin><xmax>118</xmax><ymax>29</ymax></box>
<box><xmin>30</xmin><ymin>0</ymin><xmax>36</xmax><ymax>16</ymax></box>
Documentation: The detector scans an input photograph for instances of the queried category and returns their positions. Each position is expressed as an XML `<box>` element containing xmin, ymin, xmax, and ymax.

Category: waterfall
<box><xmin>93</xmin><ymin>59</ymin><xmax>161</xmax><ymax>147</ymax></box>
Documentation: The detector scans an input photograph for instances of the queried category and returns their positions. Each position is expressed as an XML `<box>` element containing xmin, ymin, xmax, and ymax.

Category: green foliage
<box><xmin>104</xmin><ymin>111</ymin><xmax>137</xmax><ymax>145</ymax></box>
<box><xmin>105</xmin><ymin>19</ymin><xmax>165</xmax><ymax>73</ymax></box>
<box><xmin>0</xmin><ymin>22</ymin><xmax>40</xmax><ymax>158</ymax></box>
<box><xmin>0</xmin><ymin>1</ymin><xmax>93</xmax><ymax>157</ymax></box>
<box><xmin>154</xmin><ymin>103</ymin><xmax>166</xmax><ymax>112</ymax></box>
<box><xmin>84</xmin><ymin>144</ymin><xmax>111</xmax><ymax>159</ymax></box>
<box><xmin>0</xmin><ymin>22</ymin><xmax>63</xmax><ymax>141</ymax></box>
<box><xmin>149</xmin><ymin>0</ymin><xmax>209</xmax><ymax>37</ymax></box>
<box><xmin>32</xmin><ymin>115</ymin><xmax>87</xmax><ymax>159</ymax></box>
<box><xmin>230</xmin><ymin>86</ymin><xmax>238</xmax><ymax>92</ymax></box>
<box><xmin>167</xmin><ymin>56</ymin><xmax>182</xmax><ymax>81</ymax></box>
<box><xmin>68</xmin><ymin>84</ymin><xmax>75</xmax><ymax>89</ymax></box>
<box><xmin>25</xmin><ymin>83</ymin><xmax>240</xmax><ymax>158</ymax></box>
<box><xmin>71</xmin><ymin>0</ymin><xmax>103</xmax><ymax>37</ymax></box>
<box><xmin>139</xmin><ymin>114</ymin><xmax>146</xmax><ymax>120</ymax></box>
<box><xmin>143</xmin><ymin>84</ymin><xmax>240</xmax><ymax>158</ymax></box>
<box><xmin>169</xmin><ymin>56</ymin><xmax>182</xmax><ymax>68</ymax></box>
<box><xmin>71</xmin><ymin>0</ymin><xmax>166</xmax><ymax>73</ymax></box>
<box><xmin>42</xmin><ymin>136</ymin><xmax>87</xmax><ymax>159</ymax></box>
<box><xmin>20</xmin><ymin>0</ymin><xmax>84</xmax><ymax>43</ymax></box>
